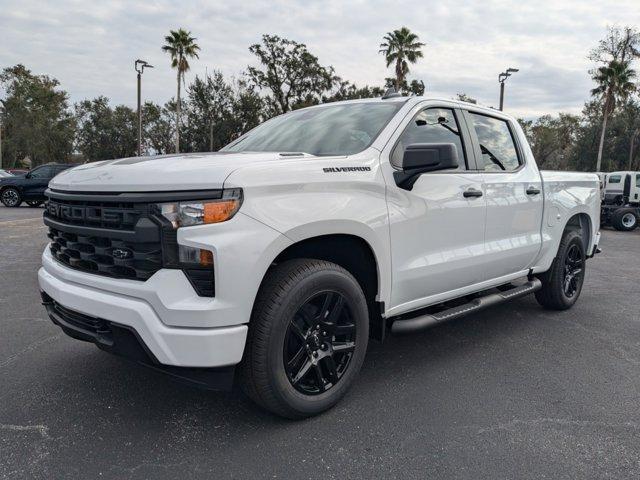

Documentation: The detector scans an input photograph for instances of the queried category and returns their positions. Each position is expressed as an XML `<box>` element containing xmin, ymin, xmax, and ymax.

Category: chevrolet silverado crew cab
<box><xmin>39</xmin><ymin>96</ymin><xmax>600</xmax><ymax>418</ymax></box>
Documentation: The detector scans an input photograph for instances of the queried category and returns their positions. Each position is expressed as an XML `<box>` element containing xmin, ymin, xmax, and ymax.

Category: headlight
<box><xmin>153</xmin><ymin>189</ymin><xmax>243</xmax><ymax>295</ymax></box>
<box><xmin>156</xmin><ymin>188</ymin><xmax>243</xmax><ymax>228</ymax></box>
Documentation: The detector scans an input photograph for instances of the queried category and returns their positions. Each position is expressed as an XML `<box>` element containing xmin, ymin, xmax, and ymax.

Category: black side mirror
<box><xmin>393</xmin><ymin>143</ymin><xmax>459</xmax><ymax>190</ymax></box>
<box><xmin>25</xmin><ymin>172</ymin><xmax>32</xmax><ymax>179</ymax></box>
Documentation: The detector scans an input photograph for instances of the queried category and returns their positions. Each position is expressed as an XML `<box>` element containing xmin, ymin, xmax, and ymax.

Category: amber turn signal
<box><xmin>203</xmin><ymin>199</ymin><xmax>241</xmax><ymax>224</ymax></box>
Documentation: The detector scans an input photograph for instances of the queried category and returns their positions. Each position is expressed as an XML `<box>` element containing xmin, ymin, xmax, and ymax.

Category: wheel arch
<box><xmin>532</xmin><ymin>208</ymin><xmax>596</xmax><ymax>274</ymax></box>
<box><xmin>0</xmin><ymin>184</ymin><xmax>22</xmax><ymax>194</ymax></box>
<box><xmin>565</xmin><ymin>212</ymin><xmax>592</xmax><ymax>253</ymax></box>
<box><xmin>260</xmin><ymin>233</ymin><xmax>387</xmax><ymax>340</ymax></box>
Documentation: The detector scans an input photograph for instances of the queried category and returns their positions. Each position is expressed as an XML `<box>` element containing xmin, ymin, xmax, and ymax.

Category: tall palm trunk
<box><xmin>595</xmin><ymin>94</ymin><xmax>613</xmax><ymax>172</ymax></box>
<box><xmin>175</xmin><ymin>69</ymin><xmax>181</xmax><ymax>153</ymax></box>
<box><xmin>395</xmin><ymin>59</ymin><xmax>402</xmax><ymax>90</ymax></box>
<box><xmin>629</xmin><ymin>128</ymin><xmax>639</xmax><ymax>170</ymax></box>
<box><xmin>595</xmin><ymin>110</ymin><xmax>608</xmax><ymax>172</ymax></box>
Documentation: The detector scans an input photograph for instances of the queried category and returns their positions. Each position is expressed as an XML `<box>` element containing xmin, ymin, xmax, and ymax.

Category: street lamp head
<box><xmin>499</xmin><ymin>67</ymin><xmax>519</xmax><ymax>83</ymax></box>
<box><xmin>135</xmin><ymin>59</ymin><xmax>153</xmax><ymax>74</ymax></box>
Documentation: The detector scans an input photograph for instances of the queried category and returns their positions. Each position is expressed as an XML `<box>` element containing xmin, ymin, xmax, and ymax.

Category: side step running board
<box><xmin>391</xmin><ymin>278</ymin><xmax>542</xmax><ymax>334</ymax></box>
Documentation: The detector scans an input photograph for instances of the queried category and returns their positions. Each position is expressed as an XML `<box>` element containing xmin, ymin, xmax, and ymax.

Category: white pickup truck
<box><xmin>38</xmin><ymin>96</ymin><xmax>600</xmax><ymax>418</ymax></box>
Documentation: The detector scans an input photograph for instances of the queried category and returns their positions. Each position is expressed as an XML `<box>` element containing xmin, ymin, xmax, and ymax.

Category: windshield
<box><xmin>222</xmin><ymin>102</ymin><xmax>402</xmax><ymax>156</ymax></box>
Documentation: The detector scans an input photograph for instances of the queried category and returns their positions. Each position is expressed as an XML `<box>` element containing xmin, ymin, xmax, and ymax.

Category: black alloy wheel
<box><xmin>284</xmin><ymin>291</ymin><xmax>356</xmax><ymax>395</ymax></box>
<box><xmin>240</xmin><ymin>259</ymin><xmax>369</xmax><ymax>419</ymax></box>
<box><xmin>535</xmin><ymin>229</ymin><xmax>586</xmax><ymax>310</ymax></box>
<box><xmin>563</xmin><ymin>244</ymin><xmax>583</xmax><ymax>298</ymax></box>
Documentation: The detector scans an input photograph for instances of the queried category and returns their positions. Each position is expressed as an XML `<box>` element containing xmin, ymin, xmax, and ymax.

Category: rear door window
<box><xmin>469</xmin><ymin>113</ymin><xmax>521</xmax><ymax>172</ymax></box>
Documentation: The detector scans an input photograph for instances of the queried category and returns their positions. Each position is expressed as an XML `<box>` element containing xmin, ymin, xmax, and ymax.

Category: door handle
<box><xmin>463</xmin><ymin>188</ymin><xmax>483</xmax><ymax>198</ymax></box>
<box><xmin>526</xmin><ymin>186</ymin><xmax>541</xmax><ymax>195</ymax></box>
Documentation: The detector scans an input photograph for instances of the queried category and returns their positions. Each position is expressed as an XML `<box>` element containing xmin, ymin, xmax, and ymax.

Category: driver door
<box><xmin>383</xmin><ymin>106</ymin><xmax>487</xmax><ymax>314</ymax></box>
<box><xmin>24</xmin><ymin>165</ymin><xmax>55</xmax><ymax>198</ymax></box>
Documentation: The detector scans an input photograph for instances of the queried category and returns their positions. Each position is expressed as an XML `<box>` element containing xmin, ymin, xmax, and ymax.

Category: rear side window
<box><xmin>391</xmin><ymin>108</ymin><xmax>466</xmax><ymax>169</ymax></box>
<box><xmin>608</xmin><ymin>175</ymin><xmax>621</xmax><ymax>184</ymax></box>
<box><xmin>636</xmin><ymin>174</ymin><xmax>640</xmax><ymax>188</ymax></box>
<box><xmin>29</xmin><ymin>166</ymin><xmax>55</xmax><ymax>178</ymax></box>
<box><xmin>469</xmin><ymin>113</ymin><xmax>521</xmax><ymax>172</ymax></box>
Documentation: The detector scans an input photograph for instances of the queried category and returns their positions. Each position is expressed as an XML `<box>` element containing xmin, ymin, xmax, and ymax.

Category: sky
<box><xmin>1</xmin><ymin>0</ymin><xmax>639</xmax><ymax>119</ymax></box>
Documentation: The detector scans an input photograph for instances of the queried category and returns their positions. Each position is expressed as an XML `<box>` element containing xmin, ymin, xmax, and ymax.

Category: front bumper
<box><xmin>41</xmin><ymin>291</ymin><xmax>236</xmax><ymax>390</ymax></box>
<box><xmin>38</xmin><ymin>209</ymin><xmax>293</xmax><ymax>384</ymax></box>
<box><xmin>38</xmin><ymin>249</ymin><xmax>248</xmax><ymax>369</ymax></box>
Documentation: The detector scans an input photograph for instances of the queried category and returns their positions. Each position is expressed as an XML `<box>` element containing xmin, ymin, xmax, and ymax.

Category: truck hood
<box><xmin>49</xmin><ymin>152</ymin><xmax>312</xmax><ymax>192</ymax></box>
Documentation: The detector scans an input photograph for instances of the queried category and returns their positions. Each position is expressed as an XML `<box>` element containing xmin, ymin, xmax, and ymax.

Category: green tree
<box><xmin>456</xmin><ymin>93</ymin><xmax>477</xmax><ymax>104</ymax></box>
<box><xmin>0</xmin><ymin>64</ymin><xmax>75</xmax><ymax>167</ymax></box>
<box><xmin>74</xmin><ymin>96</ymin><xmax>137</xmax><ymax>160</ymax></box>
<box><xmin>589</xmin><ymin>26</ymin><xmax>640</xmax><ymax>65</ymax></box>
<box><xmin>591</xmin><ymin>60</ymin><xmax>637</xmax><ymax>171</ymax></box>
<box><xmin>383</xmin><ymin>77</ymin><xmax>425</xmax><ymax>96</ymax></box>
<box><xmin>247</xmin><ymin>35</ymin><xmax>336</xmax><ymax>115</ymax></box>
<box><xmin>142</xmin><ymin>101</ymin><xmax>174</xmax><ymax>155</ymax></box>
<box><xmin>227</xmin><ymin>80</ymin><xmax>263</xmax><ymax>141</ymax></box>
<box><xmin>184</xmin><ymin>72</ymin><xmax>235</xmax><ymax>152</ymax></box>
<box><xmin>323</xmin><ymin>79</ymin><xmax>385</xmax><ymax>103</ymax></box>
<box><xmin>161</xmin><ymin>28</ymin><xmax>200</xmax><ymax>153</ymax></box>
<box><xmin>379</xmin><ymin>27</ymin><xmax>425</xmax><ymax>91</ymax></box>
<box><xmin>521</xmin><ymin>114</ymin><xmax>580</xmax><ymax>170</ymax></box>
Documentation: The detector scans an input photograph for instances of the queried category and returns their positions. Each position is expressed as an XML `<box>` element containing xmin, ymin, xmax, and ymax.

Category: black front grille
<box><xmin>45</xmin><ymin>192</ymin><xmax>163</xmax><ymax>281</ymax></box>
<box><xmin>47</xmin><ymin>227</ymin><xmax>162</xmax><ymax>280</ymax></box>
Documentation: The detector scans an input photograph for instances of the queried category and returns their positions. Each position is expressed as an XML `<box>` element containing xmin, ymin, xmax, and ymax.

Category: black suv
<box><xmin>0</xmin><ymin>163</ymin><xmax>76</xmax><ymax>208</ymax></box>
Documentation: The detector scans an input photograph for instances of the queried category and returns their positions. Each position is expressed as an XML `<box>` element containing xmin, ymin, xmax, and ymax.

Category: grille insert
<box><xmin>45</xmin><ymin>193</ymin><xmax>163</xmax><ymax>281</ymax></box>
<box><xmin>48</xmin><ymin>228</ymin><xmax>162</xmax><ymax>280</ymax></box>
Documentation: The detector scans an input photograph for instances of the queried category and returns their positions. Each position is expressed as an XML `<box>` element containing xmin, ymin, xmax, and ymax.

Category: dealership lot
<box><xmin>1</xmin><ymin>205</ymin><xmax>639</xmax><ymax>479</ymax></box>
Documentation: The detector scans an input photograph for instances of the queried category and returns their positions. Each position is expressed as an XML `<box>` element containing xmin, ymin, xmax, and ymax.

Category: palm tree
<box><xmin>379</xmin><ymin>27</ymin><xmax>425</xmax><ymax>91</ymax></box>
<box><xmin>161</xmin><ymin>28</ymin><xmax>200</xmax><ymax>153</ymax></box>
<box><xmin>591</xmin><ymin>60</ymin><xmax>636</xmax><ymax>171</ymax></box>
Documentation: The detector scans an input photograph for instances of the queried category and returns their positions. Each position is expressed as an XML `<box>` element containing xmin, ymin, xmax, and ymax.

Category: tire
<box><xmin>240</xmin><ymin>259</ymin><xmax>369</xmax><ymax>419</ymax></box>
<box><xmin>1</xmin><ymin>187</ymin><xmax>22</xmax><ymax>207</ymax></box>
<box><xmin>611</xmin><ymin>208</ymin><xmax>638</xmax><ymax>231</ymax></box>
<box><xmin>535</xmin><ymin>229</ymin><xmax>586</xmax><ymax>310</ymax></box>
<box><xmin>26</xmin><ymin>200</ymin><xmax>43</xmax><ymax>208</ymax></box>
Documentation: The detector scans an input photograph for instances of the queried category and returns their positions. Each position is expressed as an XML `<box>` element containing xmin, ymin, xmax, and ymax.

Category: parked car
<box><xmin>600</xmin><ymin>170</ymin><xmax>639</xmax><ymax>231</ymax></box>
<box><xmin>0</xmin><ymin>169</ymin><xmax>13</xmax><ymax>178</ymax></box>
<box><xmin>0</xmin><ymin>163</ymin><xmax>76</xmax><ymax>207</ymax></box>
<box><xmin>38</xmin><ymin>96</ymin><xmax>600</xmax><ymax>418</ymax></box>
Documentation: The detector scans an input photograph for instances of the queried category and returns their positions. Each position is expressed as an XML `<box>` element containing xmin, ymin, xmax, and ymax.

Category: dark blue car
<box><xmin>0</xmin><ymin>163</ymin><xmax>76</xmax><ymax>207</ymax></box>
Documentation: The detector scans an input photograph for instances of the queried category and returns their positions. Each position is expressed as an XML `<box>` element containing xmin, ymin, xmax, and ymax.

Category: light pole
<box><xmin>498</xmin><ymin>67</ymin><xmax>519</xmax><ymax>111</ymax></box>
<box><xmin>135</xmin><ymin>59</ymin><xmax>153</xmax><ymax>156</ymax></box>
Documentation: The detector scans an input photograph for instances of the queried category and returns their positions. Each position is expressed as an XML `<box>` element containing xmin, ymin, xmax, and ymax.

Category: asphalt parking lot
<box><xmin>1</xmin><ymin>205</ymin><xmax>639</xmax><ymax>479</ymax></box>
